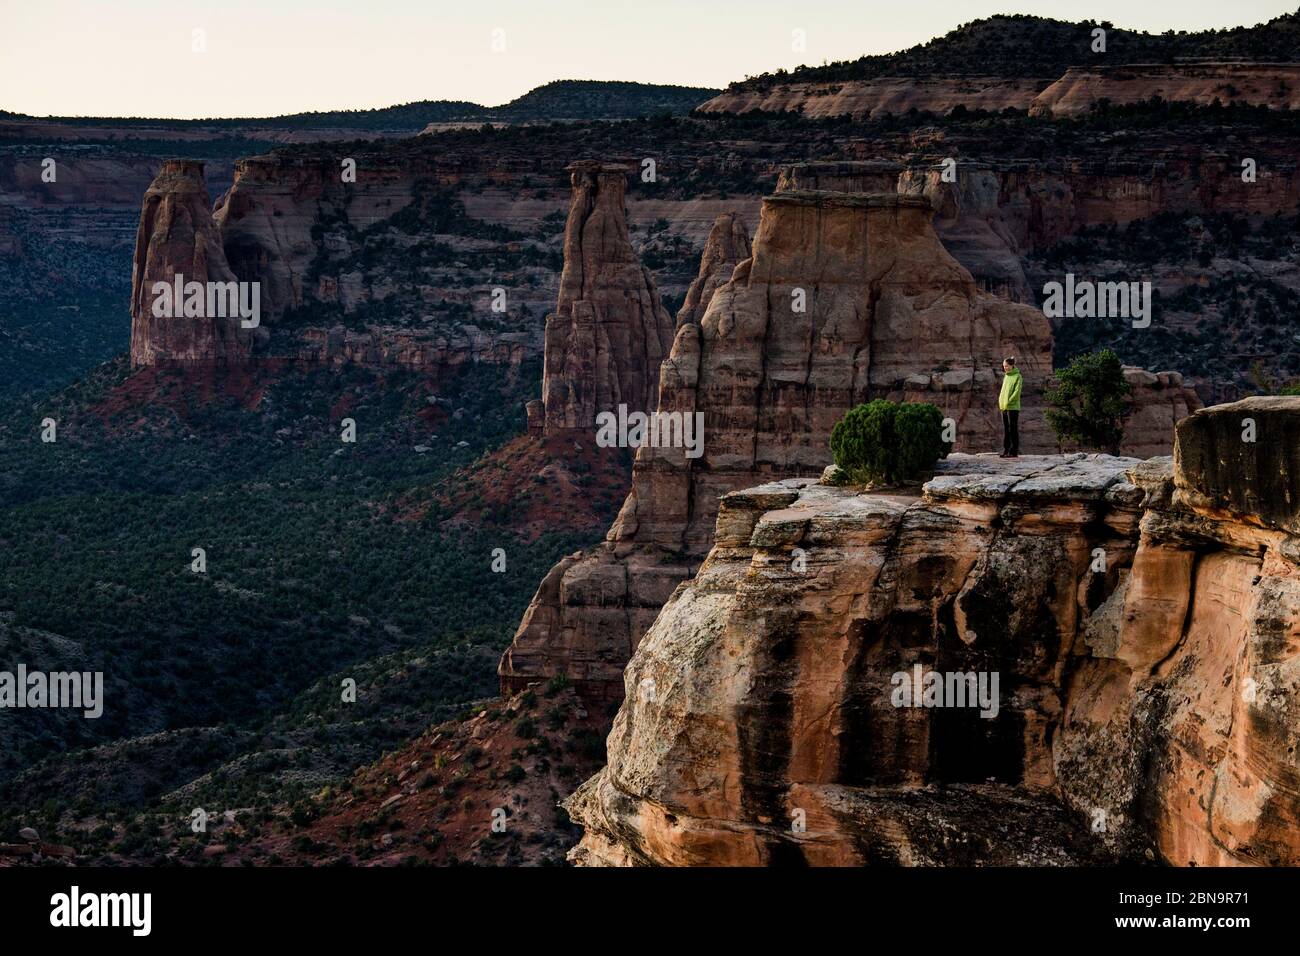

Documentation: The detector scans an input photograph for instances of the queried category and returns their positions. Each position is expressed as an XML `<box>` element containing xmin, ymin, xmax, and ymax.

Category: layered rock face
<box><xmin>129</xmin><ymin>151</ymin><xmax>554</xmax><ymax>373</ymax></box>
<box><xmin>568</xmin><ymin>398</ymin><xmax>1300</xmax><ymax>866</ymax></box>
<box><xmin>674</xmin><ymin>212</ymin><xmax>750</xmax><ymax>327</ymax></box>
<box><xmin>898</xmin><ymin>156</ymin><xmax>1300</xmax><ymax>301</ymax></box>
<box><xmin>697</xmin><ymin>76</ymin><xmax>1050</xmax><ymax>120</ymax></box>
<box><xmin>501</xmin><ymin>188</ymin><xmax>1059</xmax><ymax>697</ymax></box>
<box><xmin>1030</xmin><ymin>63</ymin><xmax>1300</xmax><ymax>118</ymax></box>
<box><xmin>213</xmin><ymin>153</ymin><xmax>436</xmax><ymax>320</ymax></box>
<box><xmin>534</xmin><ymin>162</ymin><xmax>675</xmax><ymax>434</ymax></box>
<box><xmin>1120</xmin><ymin>367</ymin><xmax>1201</xmax><ymax>460</ymax></box>
<box><xmin>129</xmin><ymin>160</ymin><xmax>252</xmax><ymax>367</ymax></box>
<box><xmin>699</xmin><ymin>63</ymin><xmax>1300</xmax><ymax>122</ymax></box>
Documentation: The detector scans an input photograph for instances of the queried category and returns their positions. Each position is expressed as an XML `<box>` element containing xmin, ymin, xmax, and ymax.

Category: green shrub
<box><xmin>829</xmin><ymin>399</ymin><xmax>950</xmax><ymax>485</ymax></box>
<box><xmin>893</xmin><ymin>402</ymin><xmax>951</xmax><ymax>480</ymax></box>
<box><xmin>1044</xmin><ymin>349</ymin><xmax>1132</xmax><ymax>454</ymax></box>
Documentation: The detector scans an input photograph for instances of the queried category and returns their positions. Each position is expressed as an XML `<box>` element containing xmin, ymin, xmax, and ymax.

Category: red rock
<box><xmin>675</xmin><ymin>212</ymin><xmax>750</xmax><ymax>328</ymax></box>
<box><xmin>129</xmin><ymin>160</ymin><xmax>252</xmax><ymax>367</ymax></box>
<box><xmin>503</xmin><ymin>186</ymin><xmax>1058</xmax><ymax>698</ymax></box>
<box><xmin>539</xmin><ymin>161</ymin><xmax>675</xmax><ymax>433</ymax></box>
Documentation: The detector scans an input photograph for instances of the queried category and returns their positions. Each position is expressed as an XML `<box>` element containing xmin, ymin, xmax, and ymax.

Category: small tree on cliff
<box><xmin>1044</xmin><ymin>349</ymin><xmax>1132</xmax><ymax>455</ymax></box>
<box><xmin>830</xmin><ymin>400</ymin><xmax>951</xmax><ymax>485</ymax></box>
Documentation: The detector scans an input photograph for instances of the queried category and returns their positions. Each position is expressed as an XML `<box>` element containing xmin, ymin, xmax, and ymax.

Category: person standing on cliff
<box><xmin>999</xmin><ymin>357</ymin><xmax>1022</xmax><ymax>458</ymax></box>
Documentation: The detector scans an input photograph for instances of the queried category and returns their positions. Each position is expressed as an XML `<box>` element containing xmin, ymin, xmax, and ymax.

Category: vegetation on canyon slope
<box><xmin>1036</xmin><ymin>210</ymin><xmax>1300</xmax><ymax>398</ymax></box>
<box><xmin>0</xmin><ymin>358</ymin><xmax>627</xmax><ymax>849</ymax></box>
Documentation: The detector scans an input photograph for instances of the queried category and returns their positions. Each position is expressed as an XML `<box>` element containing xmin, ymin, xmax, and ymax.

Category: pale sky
<box><xmin>2</xmin><ymin>0</ymin><xmax>1295</xmax><ymax>119</ymax></box>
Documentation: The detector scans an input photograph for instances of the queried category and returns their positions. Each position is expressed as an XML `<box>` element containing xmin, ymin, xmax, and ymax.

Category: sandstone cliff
<box><xmin>567</xmin><ymin>397</ymin><xmax>1300</xmax><ymax>866</ymax></box>
<box><xmin>897</xmin><ymin>155</ymin><xmax>1300</xmax><ymax>302</ymax></box>
<box><xmin>696</xmin><ymin>76</ymin><xmax>1049</xmax><ymax>120</ymax></box>
<box><xmin>675</xmin><ymin>212</ymin><xmax>750</xmax><ymax>328</ymax></box>
<box><xmin>698</xmin><ymin>63</ymin><xmax>1300</xmax><ymax>122</ymax></box>
<box><xmin>535</xmin><ymin>161</ymin><xmax>675</xmax><ymax>434</ymax></box>
<box><xmin>501</xmin><ymin>187</ymin><xmax>1059</xmax><ymax>698</ymax></box>
<box><xmin>1030</xmin><ymin>63</ymin><xmax>1300</xmax><ymax>118</ymax></box>
<box><xmin>129</xmin><ymin>160</ymin><xmax>252</xmax><ymax>367</ymax></box>
<box><xmin>128</xmin><ymin>151</ymin><xmax>552</xmax><ymax>374</ymax></box>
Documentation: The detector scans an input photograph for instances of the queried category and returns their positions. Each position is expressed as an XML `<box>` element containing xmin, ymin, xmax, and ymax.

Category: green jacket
<box><xmin>998</xmin><ymin>368</ymin><xmax>1023</xmax><ymax>411</ymax></box>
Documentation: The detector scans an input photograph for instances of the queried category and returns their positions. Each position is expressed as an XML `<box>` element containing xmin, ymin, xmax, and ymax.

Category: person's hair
<box><xmin>1004</xmin><ymin>357</ymin><xmax>1016</xmax><ymax>367</ymax></box>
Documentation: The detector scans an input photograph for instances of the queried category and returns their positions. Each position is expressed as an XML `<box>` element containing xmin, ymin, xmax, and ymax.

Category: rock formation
<box><xmin>501</xmin><ymin>186</ymin><xmax>1060</xmax><ymax>698</ymax></box>
<box><xmin>129</xmin><ymin>160</ymin><xmax>252</xmax><ymax>367</ymax></box>
<box><xmin>502</xmin><ymin>174</ymin><xmax>1199</xmax><ymax>699</ymax></box>
<box><xmin>674</xmin><ymin>212</ymin><xmax>750</xmax><ymax>327</ymax></box>
<box><xmin>897</xmin><ymin>155</ymin><xmax>1300</xmax><ymax>302</ymax></box>
<box><xmin>566</xmin><ymin>397</ymin><xmax>1300</xmax><ymax>866</ymax></box>
<box><xmin>697</xmin><ymin>63</ymin><xmax>1300</xmax><ymax>122</ymax></box>
<box><xmin>1120</xmin><ymin>367</ymin><xmax>1201</xmax><ymax>460</ymax></box>
<box><xmin>532</xmin><ymin>161</ymin><xmax>675</xmax><ymax>434</ymax></box>
<box><xmin>130</xmin><ymin>150</ymin><xmax>555</xmax><ymax>375</ymax></box>
<box><xmin>696</xmin><ymin>76</ymin><xmax>1050</xmax><ymax>121</ymax></box>
<box><xmin>1029</xmin><ymin>63</ymin><xmax>1300</xmax><ymax>118</ymax></box>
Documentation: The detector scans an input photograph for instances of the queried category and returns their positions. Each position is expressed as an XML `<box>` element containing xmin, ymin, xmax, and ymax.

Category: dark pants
<box><xmin>1002</xmin><ymin>410</ymin><xmax>1020</xmax><ymax>456</ymax></box>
